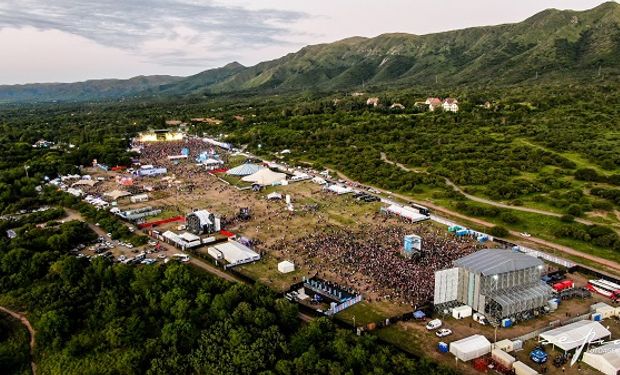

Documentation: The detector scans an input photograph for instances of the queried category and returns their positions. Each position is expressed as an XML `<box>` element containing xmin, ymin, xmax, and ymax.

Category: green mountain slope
<box><xmin>161</xmin><ymin>1</ymin><xmax>620</xmax><ymax>95</ymax></box>
<box><xmin>0</xmin><ymin>75</ymin><xmax>182</xmax><ymax>103</ymax></box>
<box><xmin>0</xmin><ymin>2</ymin><xmax>618</xmax><ymax>103</ymax></box>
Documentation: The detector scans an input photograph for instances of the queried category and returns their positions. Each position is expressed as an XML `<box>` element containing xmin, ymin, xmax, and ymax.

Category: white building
<box><xmin>442</xmin><ymin>98</ymin><xmax>459</xmax><ymax>112</ymax></box>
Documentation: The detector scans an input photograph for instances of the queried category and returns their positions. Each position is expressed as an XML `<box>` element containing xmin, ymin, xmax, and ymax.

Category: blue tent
<box><xmin>413</xmin><ymin>311</ymin><xmax>426</xmax><ymax>319</ymax></box>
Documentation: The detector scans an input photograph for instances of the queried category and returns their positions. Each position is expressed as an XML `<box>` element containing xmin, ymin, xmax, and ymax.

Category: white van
<box><xmin>426</xmin><ymin>319</ymin><xmax>442</xmax><ymax>330</ymax></box>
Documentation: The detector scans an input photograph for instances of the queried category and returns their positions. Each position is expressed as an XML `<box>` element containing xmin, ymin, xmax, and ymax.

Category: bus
<box><xmin>172</xmin><ymin>253</ymin><xmax>190</xmax><ymax>263</ymax></box>
<box><xmin>410</xmin><ymin>203</ymin><xmax>431</xmax><ymax>216</ymax></box>
<box><xmin>587</xmin><ymin>279</ymin><xmax>620</xmax><ymax>301</ymax></box>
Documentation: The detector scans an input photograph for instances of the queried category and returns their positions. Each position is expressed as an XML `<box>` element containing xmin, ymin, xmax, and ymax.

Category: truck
<box><xmin>552</xmin><ymin>279</ymin><xmax>574</xmax><ymax>292</ymax></box>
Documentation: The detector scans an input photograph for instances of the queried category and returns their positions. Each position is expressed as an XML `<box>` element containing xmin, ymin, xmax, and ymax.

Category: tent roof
<box><xmin>539</xmin><ymin>320</ymin><xmax>611</xmax><ymax>351</ymax></box>
<box><xmin>72</xmin><ymin>179</ymin><xmax>97</xmax><ymax>187</ymax></box>
<box><xmin>103</xmin><ymin>190</ymin><xmax>131</xmax><ymax>200</ymax></box>
<box><xmin>278</xmin><ymin>260</ymin><xmax>294</xmax><ymax>267</ymax></box>
<box><xmin>241</xmin><ymin>169</ymin><xmax>286</xmax><ymax>185</ymax></box>
<box><xmin>450</xmin><ymin>334</ymin><xmax>491</xmax><ymax>361</ymax></box>
<box><xmin>454</xmin><ymin>249</ymin><xmax>543</xmax><ymax>276</ymax></box>
<box><xmin>227</xmin><ymin>163</ymin><xmax>263</xmax><ymax>176</ymax></box>
<box><xmin>190</xmin><ymin>210</ymin><xmax>213</xmax><ymax>225</ymax></box>
<box><xmin>584</xmin><ymin>341</ymin><xmax>620</xmax><ymax>370</ymax></box>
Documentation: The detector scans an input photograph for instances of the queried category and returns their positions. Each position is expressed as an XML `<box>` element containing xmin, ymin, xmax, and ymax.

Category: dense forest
<box><xmin>0</xmin><ymin>314</ymin><xmax>31</xmax><ymax>375</ymax></box>
<box><xmin>0</xmin><ymin>96</ymin><xmax>454</xmax><ymax>374</ymax></box>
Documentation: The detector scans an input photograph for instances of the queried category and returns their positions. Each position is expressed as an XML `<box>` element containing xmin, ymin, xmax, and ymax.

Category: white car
<box><xmin>435</xmin><ymin>328</ymin><xmax>452</xmax><ymax>338</ymax></box>
<box><xmin>425</xmin><ymin>319</ymin><xmax>442</xmax><ymax>330</ymax></box>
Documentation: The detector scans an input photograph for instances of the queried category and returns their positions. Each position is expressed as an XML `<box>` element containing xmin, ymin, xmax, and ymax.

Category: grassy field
<box><xmin>236</xmin><ymin>255</ymin><xmax>308</xmax><ymax>293</ymax></box>
<box><xmin>335</xmin><ymin>301</ymin><xmax>412</xmax><ymax>326</ymax></box>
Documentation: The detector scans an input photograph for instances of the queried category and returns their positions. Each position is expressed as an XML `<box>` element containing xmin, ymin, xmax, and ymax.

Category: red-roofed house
<box><xmin>425</xmin><ymin>97</ymin><xmax>442</xmax><ymax>111</ymax></box>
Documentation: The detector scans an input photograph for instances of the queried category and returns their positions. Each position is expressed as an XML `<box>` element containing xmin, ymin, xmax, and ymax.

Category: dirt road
<box><xmin>334</xmin><ymin>167</ymin><xmax>620</xmax><ymax>274</ymax></box>
<box><xmin>380</xmin><ymin>152</ymin><xmax>599</xmax><ymax>227</ymax></box>
<box><xmin>0</xmin><ymin>306</ymin><xmax>37</xmax><ymax>375</ymax></box>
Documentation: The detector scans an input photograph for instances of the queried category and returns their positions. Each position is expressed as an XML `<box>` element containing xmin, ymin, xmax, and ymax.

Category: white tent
<box><xmin>278</xmin><ymin>261</ymin><xmax>295</xmax><ymax>273</ymax></box>
<box><xmin>227</xmin><ymin>163</ymin><xmax>263</xmax><ymax>176</ymax></box>
<box><xmin>209</xmin><ymin>241</ymin><xmax>260</xmax><ymax>268</ymax></box>
<box><xmin>104</xmin><ymin>190</ymin><xmax>131</xmax><ymax>200</ymax></box>
<box><xmin>327</xmin><ymin>184</ymin><xmax>352</xmax><ymax>195</ymax></box>
<box><xmin>203</xmin><ymin>158</ymin><xmax>223</xmax><ymax>165</ymax></box>
<box><xmin>539</xmin><ymin>320</ymin><xmax>611</xmax><ymax>352</ymax></box>
<box><xmin>312</xmin><ymin>177</ymin><xmax>327</xmax><ymax>185</ymax></box>
<box><xmin>242</xmin><ymin>169</ymin><xmax>286</xmax><ymax>186</ymax></box>
<box><xmin>386</xmin><ymin>204</ymin><xmax>427</xmax><ymax>222</ymax></box>
<box><xmin>449</xmin><ymin>334</ymin><xmax>491</xmax><ymax>362</ymax></box>
<box><xmin>267</xmin><ymin>192</ymin><xmax>282</xmax><ymax>200</ymax></box>
<box><xmin>513</xmin><ymin>361</ymin><xmax>538</xmax><ymax>375</ymax></box>
<box><xmin>582</xmin><ymin>342</ymin><xmax>620</xmax><ymax>375</ymax></box>
<box><xmin>492</xmin><ymin>349</ymin><xmax>515</xmax><ymax>369</ymax></box>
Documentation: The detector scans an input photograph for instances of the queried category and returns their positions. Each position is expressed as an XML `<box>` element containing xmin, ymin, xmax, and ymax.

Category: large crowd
<box><xmin>132</xmin><ymin>138</ymin><xmax>216</xmax><ymax>178</ymax></box>
<box><xmin>271</xmin><ymin>224</ymin><xmax>481</xmax><ymax>305</ymax></box>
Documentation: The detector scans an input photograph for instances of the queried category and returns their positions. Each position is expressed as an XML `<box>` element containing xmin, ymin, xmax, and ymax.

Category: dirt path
<box><xmin>333</xmin><ymin>168</ymin><xmax>620</xmax><ymax>274</ymax></box>
<box><xmin>0</xmin><ymin>306</ymin><xmax>37</xmax><ymax>375</ymax></box>
<box><xmin>380</xmin><ymin>152</ymin><xmax>599</xmax><ymax>227</ymax></box>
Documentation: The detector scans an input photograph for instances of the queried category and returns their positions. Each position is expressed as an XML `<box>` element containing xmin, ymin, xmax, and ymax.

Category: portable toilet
<box><xmin>455</xmin><ymin>229</ymin><xmax>469</xmax><ymax>237</ymax></box>
<box><xmin>501</xmin><ymin>318</ymin><xmax>513</xmax><ymax>328</ymax></box>
<box><xmin>547</xmin><ymin>299</ymin><xmax>558</xmax><ymax>312</ymax></box>
<box><xmin>438</xmin><ymin>342</ymin><xmax>449</xmax><ymax>353</ymax></box>
<box><xmin>591</xmin><ymin>312</ymin><xmax>602</xmax><ymax>321</ymax></box>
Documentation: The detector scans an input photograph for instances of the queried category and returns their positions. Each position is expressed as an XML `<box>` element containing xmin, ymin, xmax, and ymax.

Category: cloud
<box><xmin>0</xmin><ymin>0</ymin><xmax>307</xmax><ymax>67</ymax></box>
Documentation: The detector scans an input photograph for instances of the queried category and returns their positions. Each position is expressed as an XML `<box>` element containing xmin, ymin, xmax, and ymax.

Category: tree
<box><xmin>489</xmin><ymin>226</ymin><xmax>509</xmax><ymax>237</ymax></box>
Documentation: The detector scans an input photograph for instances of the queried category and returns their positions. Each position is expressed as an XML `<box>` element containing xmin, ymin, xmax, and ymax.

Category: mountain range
<box><xmin>1</xmin><ymin>2</ymin><xmax>619</xmax><ymax>103</ymax></box>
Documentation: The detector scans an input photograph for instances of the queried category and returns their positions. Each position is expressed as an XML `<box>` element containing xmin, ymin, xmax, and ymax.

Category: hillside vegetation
<box><xmin>1</xmin><ymin>2</ymin><xmax>619</xmax><ymax>102</ymax></box>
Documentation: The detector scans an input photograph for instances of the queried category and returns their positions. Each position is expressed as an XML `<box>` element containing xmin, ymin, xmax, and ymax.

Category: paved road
<box><xmin>380</xmin><ymin>152</ymin><xmax>600</xmax><ymax>227</ymax></box>
<box><xmin>0</xmin><ymin>306</ymin><xmax>37</xmax><ymax>375</ymax></box>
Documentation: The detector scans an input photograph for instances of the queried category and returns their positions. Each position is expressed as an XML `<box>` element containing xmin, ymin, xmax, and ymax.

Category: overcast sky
<box><xmin>0</xmin><ymin>0</ymin><xmax>613</xmax><ymax>84</ymax></box>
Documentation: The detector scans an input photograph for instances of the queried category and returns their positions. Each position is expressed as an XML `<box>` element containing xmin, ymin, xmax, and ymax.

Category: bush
<box><xmin>566</xmin><ymin>204</ymin><xmax>583</xmax><ymax>217</ymax></box>
<box><xmin>499</xmin><ymin>212</ymin><xmax>520</xmax><ymax>224</ymax></box>
<box><xmin>489</xmin><ymin>226</ymin><xmax>509</xmax><ymax>237</ymax></box>
<box><xmin>560</xmin><ymin>214</ymin><xmax>575</xmax><ymax>223</ymax></box>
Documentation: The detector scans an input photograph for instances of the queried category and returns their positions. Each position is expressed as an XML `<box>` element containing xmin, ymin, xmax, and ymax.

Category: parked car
<box><xmin>435</xmin><ymin>328</ymin><xmax>452</xmax><ymax>337</ymax></box>
<box><xmin>426</xmin><ymin>319</ymin><xmax>442</xmax><ymax>330</ymax></box>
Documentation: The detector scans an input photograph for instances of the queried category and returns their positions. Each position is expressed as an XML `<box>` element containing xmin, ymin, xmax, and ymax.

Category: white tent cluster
<box><xmin>242</xmin><ymin>169</ymin><xmax>286</xmax><ymax>186</ymax></box>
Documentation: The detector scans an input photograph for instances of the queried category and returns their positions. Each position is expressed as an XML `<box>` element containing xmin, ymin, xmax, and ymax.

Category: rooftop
<box><xmin>454</xmin><ymin>249</ymin><xmax>543</xmax><ymax>276</ymax></box>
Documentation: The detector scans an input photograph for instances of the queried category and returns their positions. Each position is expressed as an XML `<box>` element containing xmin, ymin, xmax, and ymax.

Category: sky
<box><xmin>0</xmin><ymin>0</ymin><xmax>613</xmax><ymax>85</ymax></box>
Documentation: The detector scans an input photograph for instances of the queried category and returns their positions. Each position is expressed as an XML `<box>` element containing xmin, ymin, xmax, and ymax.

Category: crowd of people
<box><xmin>270</xmin><ymin>223</ymin><xmax>481</xmax><ymax>305</ymax></box>
<box><xmin>132</xmin><ymin>138</ymin><xmax>218</xmax><ymax>178</ymax></box>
